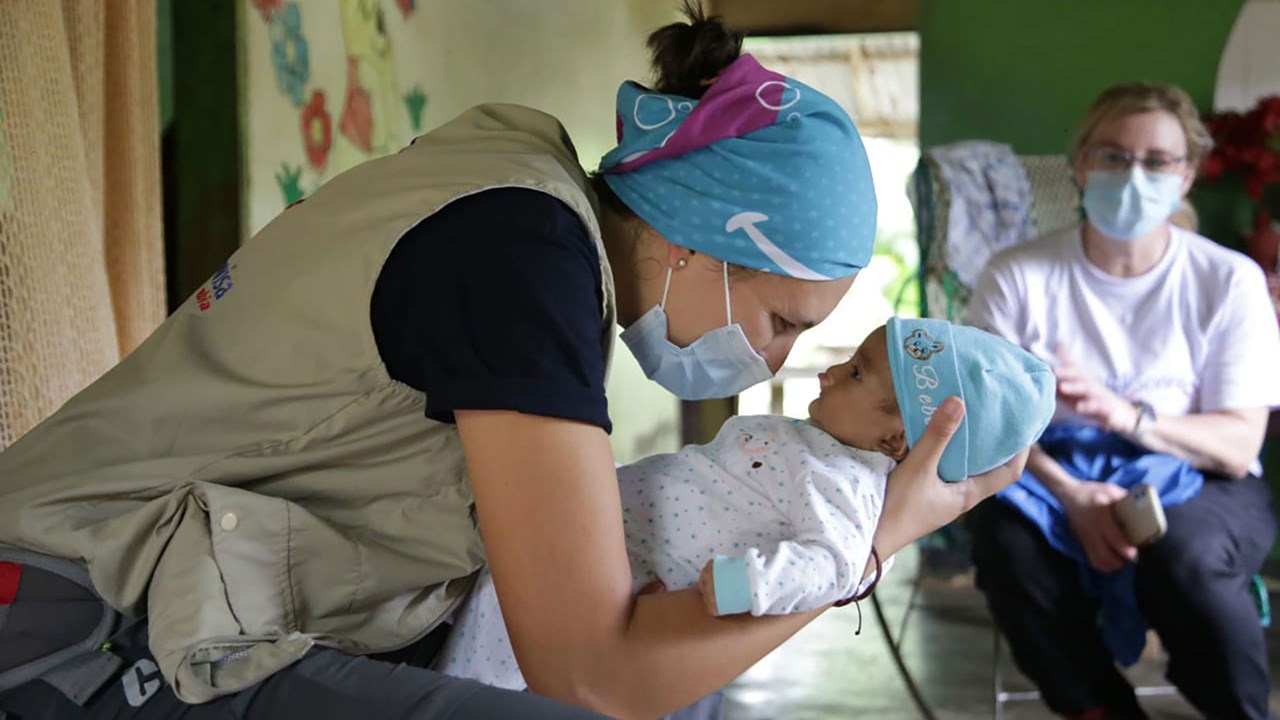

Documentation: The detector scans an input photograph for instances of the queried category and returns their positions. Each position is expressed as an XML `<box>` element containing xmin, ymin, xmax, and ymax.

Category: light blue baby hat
<box><xmin>885</xmin><ymin>318</ymin><xmax>1055</xmax><ymax>482</ymax></box>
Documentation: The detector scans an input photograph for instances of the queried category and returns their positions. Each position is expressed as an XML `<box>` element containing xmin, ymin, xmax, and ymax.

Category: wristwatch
<box><xmin>1130</xmin><ymin>399</ymin><xmax>1156</xmax><ymax>438</ymax></box>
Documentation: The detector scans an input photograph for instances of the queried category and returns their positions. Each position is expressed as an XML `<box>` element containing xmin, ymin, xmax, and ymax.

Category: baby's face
<box><xmin>808</xmin><ymin>326</ymin><xmax>907</xmax><ymax>459</ymax></box>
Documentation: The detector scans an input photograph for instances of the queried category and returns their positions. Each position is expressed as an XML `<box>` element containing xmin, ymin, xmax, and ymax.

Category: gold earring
<box><xmin>676</xmin><ymin>257</ymin><xmax>688</xmax><ymax>268</ymax></box>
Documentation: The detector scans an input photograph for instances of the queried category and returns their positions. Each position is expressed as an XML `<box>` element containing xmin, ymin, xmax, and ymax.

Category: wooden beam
<box><xmin>165</xmin><ymin>1</ymin><xmax>242</xmax><ymax>310</ymax></box>
<box><xmin>707</xmin><ymin>0</ymin><xmax>916</xmax><ymax>35</ymax></box>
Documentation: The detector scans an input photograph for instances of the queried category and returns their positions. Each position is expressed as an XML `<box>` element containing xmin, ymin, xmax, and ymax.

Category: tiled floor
<box><xmin>724</xmin><ymin>546</ymin><xmax>1280</xmax><ymax>719</ymax></box>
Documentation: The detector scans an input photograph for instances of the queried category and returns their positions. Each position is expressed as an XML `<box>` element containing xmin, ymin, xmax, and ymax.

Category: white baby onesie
<box><xmin>433</xmin><ymin>414</ymin><xmax>895</xmax><ymax>690</ymax></box>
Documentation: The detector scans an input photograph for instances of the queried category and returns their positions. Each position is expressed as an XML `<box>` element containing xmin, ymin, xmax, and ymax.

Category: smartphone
<box><xmin>1112</xmin><ymin>483</ymin><xmax>1167</xmax><ymax>547</ymax></box>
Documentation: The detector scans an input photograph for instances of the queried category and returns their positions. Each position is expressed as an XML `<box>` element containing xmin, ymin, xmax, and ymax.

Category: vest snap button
<box><xmin>220</xmin><ymin>513</ymin><xmax>239</xmax><ymax>532</ymax></box>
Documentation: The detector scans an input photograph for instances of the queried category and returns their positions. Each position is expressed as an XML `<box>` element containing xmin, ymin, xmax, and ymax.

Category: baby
<box><xmin>434</xmin><ymin>318</ymin><xmax>1054</xmax><ymax>689</ymax></box>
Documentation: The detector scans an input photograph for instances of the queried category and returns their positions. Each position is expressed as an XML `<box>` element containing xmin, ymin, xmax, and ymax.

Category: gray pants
<box><xmin>0</xmin><ymin>618</ymin><xmax>608</xmax><ymax>719</ymax></box>
<box><xmin>0</xmin><ymin>610</ymin><xmax>724</xmax><ymax>720</ymax></box>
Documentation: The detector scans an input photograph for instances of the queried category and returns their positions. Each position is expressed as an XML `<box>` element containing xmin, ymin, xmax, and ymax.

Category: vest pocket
<box><xmin>197</xmin><ymin>482</ymin><xmax>363</xmax><ymax>636</ymax></box>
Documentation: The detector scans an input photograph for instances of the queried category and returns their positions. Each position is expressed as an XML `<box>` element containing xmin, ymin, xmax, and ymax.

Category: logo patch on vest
<box><xmin>196</xmin><ymin>262</ymin><xmax>237</xmax><ymax>312</ymax></box>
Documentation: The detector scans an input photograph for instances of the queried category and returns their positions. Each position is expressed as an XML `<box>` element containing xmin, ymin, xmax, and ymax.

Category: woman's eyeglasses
<box><xmin>1084</xmin><ymin>146</ymin><xmax>1187</xmax><ymax>175</ymax></box>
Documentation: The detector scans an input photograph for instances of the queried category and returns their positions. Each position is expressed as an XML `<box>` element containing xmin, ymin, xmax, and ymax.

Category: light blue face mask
<box><xmin>620</xmin><ymin>262</ymin><xmax>774</xmax><ymax>400</ymax></box>
<box><xmin>1082</xmin><ymin>167</ymin><xmax>1184</xmax><ymax>241</ymax></box>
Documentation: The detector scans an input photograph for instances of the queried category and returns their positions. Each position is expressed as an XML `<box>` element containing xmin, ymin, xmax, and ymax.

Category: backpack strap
<box><xmin>0</xmin><ymin>546</ymin><xmax>124</xmax><ymax>704</ymax></box>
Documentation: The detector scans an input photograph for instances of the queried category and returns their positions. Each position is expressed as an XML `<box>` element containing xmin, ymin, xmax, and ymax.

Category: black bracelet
<box><xmin>834</xmin><ymin>546</ymin><xmax>881</xmax><ymax>607</ymax></box>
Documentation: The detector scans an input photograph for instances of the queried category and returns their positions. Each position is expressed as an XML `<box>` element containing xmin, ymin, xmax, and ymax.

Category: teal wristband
<box><xmin>711</xmin><ymin>555</ymin><xmax>753</xmax><ymax>615</ymax></box>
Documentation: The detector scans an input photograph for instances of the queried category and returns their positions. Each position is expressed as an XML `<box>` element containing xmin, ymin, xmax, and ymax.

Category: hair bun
<box><xmin>646</xmin><ymin>1</ymin><xmax>744</xmax><ymax>99</ymax></box>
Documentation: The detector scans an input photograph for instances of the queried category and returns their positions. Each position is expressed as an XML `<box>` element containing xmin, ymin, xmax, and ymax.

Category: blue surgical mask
<box><xmin>1082</xmin><ymin>168</ymin><xmax>1184</xmax><ymax>240</ymax></box>
<box><xmin>620</xmin><ymin>262</ymin><xmax>773</xmax><ymax>400</ymax></box>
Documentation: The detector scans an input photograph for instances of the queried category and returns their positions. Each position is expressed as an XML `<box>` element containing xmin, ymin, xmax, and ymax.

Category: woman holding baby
<box><xmin>0</xmin><ymin>6</ymin><xmax>1029</xmax><ymax>720</ymax></box>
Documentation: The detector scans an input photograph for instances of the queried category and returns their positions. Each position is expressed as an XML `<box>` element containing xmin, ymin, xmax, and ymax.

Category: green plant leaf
<box><xmin>403</xmin><ymin>86</ymin><xmax>428</xmax><ymax>134</ymax></box>
<box><xmin>275</xmin><ymin>163</ymin><xmax>305</xmax><ymax>206</ymax></box>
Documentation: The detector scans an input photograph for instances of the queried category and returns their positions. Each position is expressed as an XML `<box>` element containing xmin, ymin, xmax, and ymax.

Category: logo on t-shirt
<box><xmin>1107</xmin><ymin>374</ymin><xmax>1197</xmax><ymax>402</ymax></box>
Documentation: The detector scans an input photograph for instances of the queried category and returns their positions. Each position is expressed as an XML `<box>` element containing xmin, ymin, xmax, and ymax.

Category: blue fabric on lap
<box><xmin>996</xmin><ymin>423</ymin><xmax>1203</xmax><ymax>665</ymax></box>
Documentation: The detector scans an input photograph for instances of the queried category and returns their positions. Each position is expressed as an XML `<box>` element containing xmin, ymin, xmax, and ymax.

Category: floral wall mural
<box><xmin>270</xmin><ymin>3</ymin><xmax>310</xmax><ymax>108</ymax></box>
<box><xmin>301</xmin><ymin>89</ymin><xmax>333</xmax><ymax>173</ymax></box>
<box><xmin>244</xmin><ymin>0</ymin><xmax>426</xmax><ymax>234</ymax></box>
<box><xmin>241</xmin><ymin>0</ymin><xmax>688</xmax><ymax>463</ymax></box>
<box><xmin>333</xmin><ymin>0</ymin><xmax>402</xmax><ymax>166</ymax></box>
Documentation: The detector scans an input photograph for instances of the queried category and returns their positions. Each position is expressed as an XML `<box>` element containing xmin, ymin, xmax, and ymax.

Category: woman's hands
<box><xmin>1057</xmin><ymin>479</ymin><xmax>1137</xmax><ymax>573</ymax></box>
<box><xmin>875</xmin><ymin>397</ymin><xmax>1029</xmax><ymax>562</ymax></box>
<box><xmin>1053</xmin><ymin>349</ymin><xmax>1138</xmax><ymax>434</ymax></box>
<box><xmin>1026</xmin><ymin>446</ymin><xmax>1137</xmax><ymax>573</ymax></box>
<box><xmin>1053</xmin><ymin>347</ymin><xmax>1267</xmax><ymax>478</ymax></box>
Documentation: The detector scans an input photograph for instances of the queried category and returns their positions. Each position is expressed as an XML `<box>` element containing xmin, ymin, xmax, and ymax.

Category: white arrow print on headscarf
<box><xmin>725</xmin><ymin>211</ymin><xmax>831</xmax><ymax>281</ymax></box>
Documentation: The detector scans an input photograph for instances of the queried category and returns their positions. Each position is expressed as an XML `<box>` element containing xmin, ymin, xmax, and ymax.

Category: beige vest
<box><xmin>0</xmin><ymin>104</ymin><xmax>615</xmax><ymax>703</ymax></box>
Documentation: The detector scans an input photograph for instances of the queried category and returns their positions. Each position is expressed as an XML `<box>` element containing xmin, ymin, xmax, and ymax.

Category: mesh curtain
<box><xmin>0</xmin><ymin>0</ymin><xmax>164</xmax><ymax>449</ymax></box>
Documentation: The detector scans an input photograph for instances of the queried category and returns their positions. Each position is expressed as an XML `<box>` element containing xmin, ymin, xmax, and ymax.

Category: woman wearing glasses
<box><xmin>966</xmin><ymin>83</ymin><xmax>1280</xmax><ymax>719</ymax></box>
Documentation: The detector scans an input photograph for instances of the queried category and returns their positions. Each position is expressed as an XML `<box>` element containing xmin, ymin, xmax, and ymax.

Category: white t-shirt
<box><xmin>966</xmin><ymin>224</ymin><xmax>1280</xmax><ymax>425</ymax></box>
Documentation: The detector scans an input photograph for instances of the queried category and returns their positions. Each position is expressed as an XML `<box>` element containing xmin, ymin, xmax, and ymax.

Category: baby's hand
<box><xmin>699</xmin><ymin>559</ymin><xmax>719</xmax><ymax>615</ymax></box>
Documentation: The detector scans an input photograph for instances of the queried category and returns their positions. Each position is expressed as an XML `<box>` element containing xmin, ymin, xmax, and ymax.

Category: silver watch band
<box><xmin>1130</xmin><ymin>399</ymin><xmax>1155</xmax><ymax>437</ymax></box>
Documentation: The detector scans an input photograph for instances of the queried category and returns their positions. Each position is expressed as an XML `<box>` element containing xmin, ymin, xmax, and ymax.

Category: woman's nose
<box><xmin>767</xmin><ymin>337</ymin><xmax>797</xmax><ymax>374</ymax></box>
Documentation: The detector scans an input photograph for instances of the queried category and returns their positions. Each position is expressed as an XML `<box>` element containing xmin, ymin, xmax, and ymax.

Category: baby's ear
<box><xmin>881</xmin><ymin>432</ymin><xmax>908</xmax><ymax>461</ymax></box>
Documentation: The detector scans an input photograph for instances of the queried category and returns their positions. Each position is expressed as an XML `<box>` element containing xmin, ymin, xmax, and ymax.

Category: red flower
<box><xmin>1247</xmin><ymin>174</ymin><xmax>1268</xmax><ymax>201</ymax></box>
<box><xmin>1244</xmin><ymin>159</ymin><xmax>1279</xmax><ymax>200</ymax></box>
<box><xmin>1201</xmin><ymin>154</ymin><xmax>1225</xmax><ymax>183</ymax></box>
<box><xmin>252</xmin><ymin>0</ymin><xmax>282</xmax><ymax>22</ymax></box>
<box><xmin>1207</xmin><ymin>111</ymin><xmax>1241</xmax><ymax>138</ymax></box>
<box><xmin>396</xmin><ymin>0</ymin><xmax>415</xmax><ymax>18</ymax></box>
<box><xmin>1261</xmin><ymin>96</ymin><xmax>1280</xmax><ymax>137</ymax></box>
<box><xmin>1204</xmin><ymin>96</ymin><xmax>1280</xmax><ymax>193</ymax></box>
<box><xmin>301</xmin><ymin>90</ymin><xmax>332</xmax><ymax>173</ymax></box>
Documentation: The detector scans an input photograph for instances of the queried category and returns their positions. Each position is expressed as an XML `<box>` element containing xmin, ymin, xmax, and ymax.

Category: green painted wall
<box><xmin>919</xmin><ymin>0</ymin><xmax>1247</xmax><ymax>154</ymax></box>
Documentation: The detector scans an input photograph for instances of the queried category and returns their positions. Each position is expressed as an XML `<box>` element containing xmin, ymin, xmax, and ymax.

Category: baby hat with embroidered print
<box><xmin>885</xmin><ymin>317</ymin><xmax>1055</xmax><ymax>482</ymax></box>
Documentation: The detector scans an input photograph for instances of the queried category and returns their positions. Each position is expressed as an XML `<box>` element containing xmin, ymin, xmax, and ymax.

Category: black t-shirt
<box><xmin>370</xmin><ymin>187</ymin><xmax>611</xmax><ymax>433</ymax></box>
